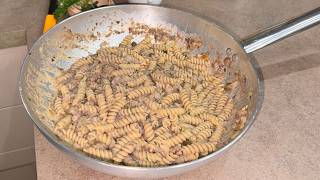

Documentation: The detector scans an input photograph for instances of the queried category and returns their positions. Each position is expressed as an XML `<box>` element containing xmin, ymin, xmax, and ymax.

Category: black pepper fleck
<box><xmin>131</xmin><ymin>42</ymin><xmax>137</xmax><ymax>47</ymax></box>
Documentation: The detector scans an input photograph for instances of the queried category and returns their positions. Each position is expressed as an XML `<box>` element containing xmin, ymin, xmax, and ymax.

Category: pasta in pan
<box><xmin>49</xmin><ymin>32</ymin><xmax>247</xmax><ymax>167</ymax></box>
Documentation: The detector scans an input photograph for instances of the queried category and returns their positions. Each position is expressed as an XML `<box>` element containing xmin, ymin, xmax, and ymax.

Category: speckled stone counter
<box><xmin>34</xmin><ymin>0</ymin><xmax>320</xmax><ymax>179</ymax></box>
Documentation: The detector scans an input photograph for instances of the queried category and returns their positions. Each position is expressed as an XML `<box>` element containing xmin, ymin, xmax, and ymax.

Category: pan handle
<box><xmin>241</xmin><ymin>7</ymin><xmax>320</xmax><ymax>54</ymax></box>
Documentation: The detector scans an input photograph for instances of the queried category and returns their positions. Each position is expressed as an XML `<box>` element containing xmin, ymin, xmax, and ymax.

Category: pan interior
<box><xmin>20</xmin><ymin>5</ymin><xmax>261</xmax><ymax>171</ymax></box>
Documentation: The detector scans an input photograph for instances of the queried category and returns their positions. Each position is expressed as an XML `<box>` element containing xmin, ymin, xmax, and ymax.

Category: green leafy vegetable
<box><xmin>54</xmin><ymin>0</ymin><xmax>81</xmax><ymax>19</ymax></box>
<box><xmin>54</xmin><ymin>0</ymin><xmax>97</xmax><ymax>20</ymax></box>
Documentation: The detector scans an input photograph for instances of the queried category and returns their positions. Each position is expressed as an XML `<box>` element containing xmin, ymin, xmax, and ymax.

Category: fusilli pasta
<box><xmin>127</xmin><ymin>86</ymin><xmax>156</xmax><ymax>99</ymax></box>
<box><xmin>50</xmin><ymin>29</ymin><xmax>246</xmax><ymax>167</ymax></box>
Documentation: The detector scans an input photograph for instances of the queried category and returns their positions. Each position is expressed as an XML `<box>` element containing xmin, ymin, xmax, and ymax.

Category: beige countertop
<box><xmin>34</xmin><ymin>0</ymin><xmax>320</xmax><ymax>179</ymax></box>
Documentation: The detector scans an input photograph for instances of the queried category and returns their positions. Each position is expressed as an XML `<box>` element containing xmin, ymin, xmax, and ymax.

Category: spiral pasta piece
<box><xmin>163</xmin><ymin>130</ymin><xmax>192</xmax><ymax>147</ymax></box>
<box><xmin>138</xmin><ymin>143</ymin><xmax>161</xmax><ymax>153</ymax></box>
<box><xmin>143</xmin><ymin>122</ymin><xmax>155</xmax><ymax>142</ymax></box>
<box><xmin>190</xmin><ymin>90</ymin><xmax>198</xmax><ymax>107</ymax></box>
<box><xmin>188</xmin><ymin>57</ymin><xmax>210</xmax><ymax>65</ymax></box>
<box><xmin>110</xmin><ymin>123</ymin><xmax>140</xmax><ymax>138</ymax></box>
<box><xmin>178</xmin><ymin>122</ymin><xmax>195</xmax><ymax>131</ymax></box>
<box><xmin>127</xmin><ymin>86</ymin><xmax>156</xmax><ymax>99</ymax></box>
<box><xmin>133</xmin><ymin>151</ymin><xmax>162</xmax><ymax>163</ymax></box>
<box><xmin>85</xmin><ymin>122</ymin><xmax>114</xmax><ymax>133</ymax></box>
<box><xmin>182</xmin><ymin>142</ymin><xmax>216</xmax><ymax>156</ymax></box>
<box><xmin>134</xmin><ymin>36</ymin><xmax>152</xmax><ymax>53</ymax></box>
<box><xmin>187</xmin><ymin>63</ymin><xmax>207</xmax><ymax>71</ymax></box>
<box><xmin>190</xmin><ymin>107</ymin><xmax>206</xmax><ymax>116</ymax></box>
<box><xmin>75</xmin><ymin>65</ymin><xmax>89</xmax><ymax>80</ymax></box>
<box><xmin>203</xmin><ymin>74</ymin><xmax>224</xmax><ymax>83</ymax></box>
<box><xmin>62</xmin><ymin>127</ymin><xmax>88</xmax><ymax>148</ymax></box>
<box><xmin>161</xmin><ymin>118</ymin><xmax>172</xmax><ymax>129</ymax></box>
<box><xmin>158</xmin><ymin>153</ymin><xmax>179</xmax><ymax>165</ymax></box>
<box><xmin>92</xmin><ymin>64</ymin><xmax>102</xmax><ymax>76</ymax></box>
<box><xmin>119</xmin><ymin>106</ymin><xmax>146</xmax><ymax>117</ymax></box>
<box><xmin>153</xmin><ymin>42</ymin><xmax>173</xmax><ymax>52</ymax></box>
<box><xmin>96</xmin><ymin>94</ymin><xmax>108</xmax><ymax>120</ymax></box>
<box><xmin>85</xmin><ymin>88</ymin><xmax>96</xmax><ymax>103</ymax></box>
<box><xmin>151</xmin><ymin>133</ymin><xmax>172</xmax><ymax>147</ymax></box>
<box><xmin>151</xmin><ymin>72</ymin><xmax>182</xmax><ymax>85</ymax></box>
<box><xmin>213</xmin><ymin>94</ymin><xmax>229</xmax><ymax>115</ymax></box>
<box><xmin>119</xmin><ymin>34</ymin><xmax>133</xmax><ymax>47</ymax></box>
<box><xmin>96</xmin><ymin>133</ymin><xmax>115</xmax><ymax>147</ymax></box>
<box><xmin>154</xmin><ymin>126</ymin><xmax>169</xmax><ymax>136</ymax></box>
<box><xmin>179</xmin><ymin>114</ymin><xmax>204</xmax><ymax>125</ymax></box>
<box><xmin>147</xmin><ymin>101</ymin><xmax>162</xmax><ymax>112</ymax></box>
<box><xmin>54</xmin><ymin>115</ymin><xmax>72</xmax><ymax>131</ymax></box>
<box><xmin>173</xmin><ymin>50</ymin><xmax>187</xmax><ymax>61</ymax></box>
<box><xmin>106</xmin><ymin>93</ymin><xmax>126</xmax><ymax>123</ymax></box>
<box><xmin>174</xmin><ymin>69</ymin><xmax>193</xmax><ymax>81</ymax></box>
<box><xmin>84</xmin><ymin>147</ymin><xmax>113</xmax><ymax>160</ymax></box>
<box><xmin>179</xmin><ymin>89</ymin><xmax>192</xmax><ymax>111</ymax></box>
<box><xmin>209</xmin><ymin>122</ymin><xmax>224</xmax><ymax>144</ymax></box>
<box><xmin>217</xmin><ymin>100</ymin><xmax>234</xmax><ymax>122</ymax></box>
<box><xmin>138</xmin><ymin>160</ymin><xmax>158</xmax><ymax>167</ymax></box>
<box><xmin>154</xmin><ymin>50</ymin><xmax>188</xmax><ymax>67</ymax></box>
<box><xmin>55</xmin><ymin>73</ymin><xmax>73</xmax><ymax>86</ymax></box>
<box><xmin>160</xmin><ymin>93</ymin><xmax>180</xmax><ymax>105</ymax></box>
<box><xmin>148</xmin><ymin>60</ymin><xmax>157</xmax><ymax>71</ymax></box>
<box><xmin>89</xmin><ymin>82</ymin><xmax>100</xmax><ymax>91</ymax></box>
<box><xmin>114</xmin><ymin>113</ymin><xmax>146</xmax><ymax>128</ymax></box>
<box><xmin>79</xmin><ymin>104</ymin><xmax>98</xmax><ymax>116</ymax></box>
<box><xmin>208</xmin><ymin>92</ymin><xmax>222</xmax><ymax>112</ymax></box>
<box><xmin>73</xmin><ymin>124</ymin><xmax>89</xmax><ymax>137</ymax></box>
<box><xmin>123</xmin><ymin>157</ymin><xmax>138</xmax><ymax>166</ymax></box>
<box><xmin>59</xmin><ymin>85</ymin><xmax>71</xmax><ymax>110</ymax></box>
<box><xmin>119</xmin><ymin>63</ymin><xmax>142</xmax><ymax>70</ymax></box>
<box><xmin>163</xmin><ymin>62</ymin><xmax>173</xmax><ymax>73</ymax></box>
<box><xmin>199</xmin><ymin>113</ymin><xmax>219</xmax><ymax>126</ymax></box>
<box><xmin>156</xmin><ymin>108</ymin><xmax>185</xmax><ymax>118</ymax></box>
<box><xmin>113</xmin><ymin>131</ymin><xmax>141</xmax><ymax>154</ymax></box>
<box><xmin>54</xmin><ymin>97</ymin><xmax>65</xmax><ymax>116</ymax></box>
<box><xmin>121</xmin><ymin>47</ymin><xmax>150</xmax><ymax>65</ymax></box>
<box><xmin>111</xmin><ymin>69</ymin><xmax>135</xmax><ymax>77</ymax></box>
<box><xmin>175</xmin><ymin>153</ymin><xmax>199</xmax><ymax>163</ymax></box>
<box><xmin>196</xmin><ymin>128</ymin><xmax>212</xmax><ymax>141</ymax></box>
<box><xmin>103</xmin><ymin>79</ymin><xmax>113</xmax><ymax>104</ymax></box>
<box><xmin>72</xmin><ymin>77</ymin><xmax>87</xmax><ymax>105</ymax></box>
<box><xmin>127</xmin><ymin>75</ymin><xmax>148</xmax><ymax>87</ymax></box>
<box><xmin>98</xmin><ymin>46</ymin><xmax>118</xmax><ymax>55</ymax></box>
<box><xmin>192</xmin><ymin>121</ymin><xmax>214</xmax><ymax>135</ymax></box>
<box><xmin>71</xmin><ymin>56</ymin><xmax>93</xmax><ymax>71</ymax></box>
<box><xmin>98</xmin><ymin>53</ymin><xmax>124</xmax><ymax>65</ymax></box>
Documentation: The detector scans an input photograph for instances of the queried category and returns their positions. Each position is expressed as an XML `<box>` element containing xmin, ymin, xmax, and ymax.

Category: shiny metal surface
<box><xmin>19</xmin><ymin>5</ymin><xmax>317</xmax><ymax>178</ymax></box>
<box><xmin>242</xmin><ymin>7</ymin><xmax>320</xmax><ymax>53</ymax></box>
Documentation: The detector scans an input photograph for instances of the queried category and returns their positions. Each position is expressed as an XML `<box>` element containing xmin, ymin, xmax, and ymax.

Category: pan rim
<box><xmin>19</xmin><ymin>4</ymin><xmax>264</xmax><ymax>174</ymax></box>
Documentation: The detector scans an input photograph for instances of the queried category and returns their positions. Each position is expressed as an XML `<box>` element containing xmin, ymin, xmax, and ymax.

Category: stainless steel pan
<box><xmin>19</xmin><ymin>5</ymin><xmax>320</xmax><ymax>178</ymax></box>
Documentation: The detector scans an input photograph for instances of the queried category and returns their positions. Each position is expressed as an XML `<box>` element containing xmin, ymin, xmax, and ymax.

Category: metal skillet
<box><xmin>19</xmin><ymin>5</ymin><xmax>320</xmax><ymax>178</ymax></box>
